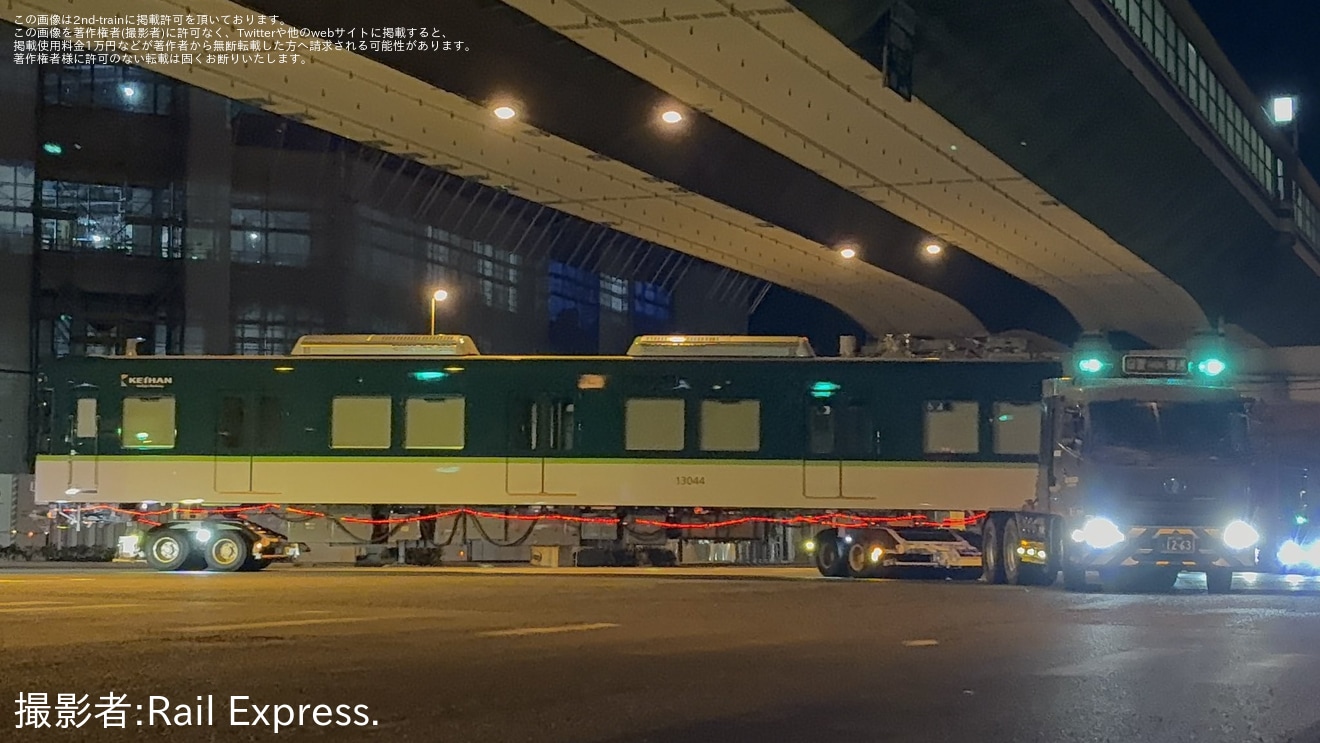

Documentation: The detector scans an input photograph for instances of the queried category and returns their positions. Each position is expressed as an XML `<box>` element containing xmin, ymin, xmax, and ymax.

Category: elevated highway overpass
<box><xmin>15</xmin><ymin>0</ymin><xmax>1320</xmax><ymax>348</ymax></box>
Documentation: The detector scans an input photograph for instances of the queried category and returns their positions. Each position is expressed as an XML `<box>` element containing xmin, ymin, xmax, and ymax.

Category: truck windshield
<box><xmin>1088</xmin><ymin>400</ymin><xmax>1248</xmax><ymax>461</ymax></box>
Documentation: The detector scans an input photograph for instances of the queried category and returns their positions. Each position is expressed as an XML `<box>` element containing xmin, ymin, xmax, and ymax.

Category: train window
<box><xmin>993</xmin><ymin>402</ymin><xmax>1039</xmax><ymax>455</ymax></box>
<box><xmin>405</xmin><ymin>396</ymin><xmax>466</xmax><ymax>450</ymax></box>
<box><xmin>218</xmin><ymin>396</ymin><xmax>246</xmax><ymax>450</ymax></box>
<box><xmin>838</xmin><ymin>404</ymin><xmax>878</xmax><ymax>458</ymax></box>
<box><xmin>75</xmin><ymin>397</ymin><xmax>97</xmax><ymax>438</ymax></box>
<box><xmin>809</xmin><ymin>406</ymin><xmax>836</xmax><ymax>453</ymax></box>
<box><xmin>36</xmin><ymin>388</ymin><xmax>54</xmax><ymax>454</ymax></box>
<box><xmin>331</xmin><ymin>396</ymin><xmax>392</xmax><ymax>449</ymax></box>
<box><xmin>700</xmin><ymin>400</ymin><xmax>760</xmax><ymax>452</ymax></box>
<box><xmin>808</xmin><ymin>404</ymin><xmax>835</xmax><ymax>454</ymax></box>
<box><xmin>548</xmin><ymin>400</ymin><xmax>574</xmax><ymax>451</ymax></box>
<box><xmin>257</xmin><ymin>396</ymin><xmax>283</xmax><ymax>449</ymax></box>
<box><xmin>511</xmin><ymin>399</ymin><xmax>538</xmax><ymax>450</ymax></box>
<box><xmin>121</xmin><ymin>396</ymin><xmax>176</xmax><ymax>449</ymax></box>
<box><xmin>924</xmin><ymin>401</ymin><xmax>979</xmax><ymax>454</ymax></box>
<box><xmin>625</xmin><ymin>398</ymin><xmax>685</xmax><ymax>451</ymax></box>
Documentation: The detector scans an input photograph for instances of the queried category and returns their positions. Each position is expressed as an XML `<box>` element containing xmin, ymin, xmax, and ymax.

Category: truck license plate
<box><xmin>1165</xmin><ymin>536</ymin><xmax>1195</xmax><ymax>553</ymax></box>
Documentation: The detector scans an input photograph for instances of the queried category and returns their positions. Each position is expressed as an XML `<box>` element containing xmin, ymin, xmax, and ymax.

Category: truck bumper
<box><xmin>1073</xmin><ymin>526</ymin><xmax>1256</xmax><ymax>571</ymax></box>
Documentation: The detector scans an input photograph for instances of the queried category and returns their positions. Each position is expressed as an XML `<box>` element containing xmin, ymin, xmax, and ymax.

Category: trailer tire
<box><xmin>845</xmin><ymin>542</ymin><xmax>874</xmax><ymax>578</ymax></box>
<box><xmin>144</xmin><ymin>530</ymin><xmax>191</xmax><ymax>571</ymax></box>
<box><xmin>1205</xmin><ymin>569</ymin><xmax>1233</xmax><ymax>594</ymax></box>
<box><xmin>203</xmin><ymin>532</ymin><xmax>251</xmax><ymax>572</ymax></box>
<box><xmin>981</xmin><ymin>517</ymin><xmax>1005</xmax><ymax>584</ymax></box>
<box><xmin>814</xmin><ymin>529</ymin><xmax>848</xmax><ymax>578</ymax></box>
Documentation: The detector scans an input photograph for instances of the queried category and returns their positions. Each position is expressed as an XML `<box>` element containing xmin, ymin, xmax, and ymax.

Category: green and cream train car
<box><xmin>36</xmin><ymin>335</ymin><xmax>1059</xmax><ymax>516</ymax></box>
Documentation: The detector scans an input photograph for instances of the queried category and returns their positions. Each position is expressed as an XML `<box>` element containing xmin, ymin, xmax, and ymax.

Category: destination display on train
<box><xmin>1122</xmin><ymin>354</ymin><xmax>1189</xmax><ymax>376</ymax></box>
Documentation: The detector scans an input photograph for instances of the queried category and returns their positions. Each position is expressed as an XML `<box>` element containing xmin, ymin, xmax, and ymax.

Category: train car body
<box><xmin>34</xmin><ymin>335</ymin><xmax>1058</xmax><ymax>514</ymax></box>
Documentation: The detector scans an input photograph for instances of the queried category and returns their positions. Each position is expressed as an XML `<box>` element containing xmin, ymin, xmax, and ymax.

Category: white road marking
<box><xmin>0</xmin><ymin>603</ymin><xmax>142</xmax><ymax>614</ymax></box>
<box><xmin>901</xmin><ymin>639</ymin><xmax>940</xmax><ymax>647</ymax></box>
<box><xmin>174</xmin><ymin>617</ymin><xmax>375</xmax><ymax>633</ymax></box>
<box><xmin>479</xmin><ymin>622</ymin><xmax>620</xmax><ymax>638</ymax></box>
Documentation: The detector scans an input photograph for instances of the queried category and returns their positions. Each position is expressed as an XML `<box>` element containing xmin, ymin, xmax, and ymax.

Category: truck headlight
<box><xmin>1222</xmin><ymin>520</ymin><xmax>1259</xmax><ymax>551</ymax></box>
<box><xmin>1278</xmin><ymin>539</ymin><xmax>1308</xmax><ymax>567</ymax></box>
<box><xmin>1073</xmin><ymin>517</ymin><xmax>1125</xmax><ymax>550</ymax></box>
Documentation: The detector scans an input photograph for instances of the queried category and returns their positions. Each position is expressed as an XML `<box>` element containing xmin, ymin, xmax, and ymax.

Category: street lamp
<box><xmin>429</xmin><ymin>289</ymin><xmax>449</xmax><ymax>335</ymax></box>
<box><xmin>1270</xmin><ymin>95</ymin><xmax>1297</xmax><ymax>126</ymax></box>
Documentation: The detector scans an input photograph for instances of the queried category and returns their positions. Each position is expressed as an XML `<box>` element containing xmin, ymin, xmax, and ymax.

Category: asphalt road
<box><xmin>4</xmin><ymin>567</ymin><xmax>1320</xmax><ymax>743</ymax></box>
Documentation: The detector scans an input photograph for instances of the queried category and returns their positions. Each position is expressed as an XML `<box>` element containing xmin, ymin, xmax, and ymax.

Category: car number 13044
<box><xmin>675</xmin><ymin>476</ymin><xmax>706</xmax><ymax>486</ymax></box>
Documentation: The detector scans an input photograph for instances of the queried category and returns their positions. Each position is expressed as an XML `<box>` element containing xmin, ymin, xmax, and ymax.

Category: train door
<box><xmin>803</xmin><ymin>396</ymin><xmax>842</xmax><ymax>498</ymax></box>
<box><xmin>507</xmin><ymin>395</ymin><xmax>577</xmax><ymax>496</ymax></box>
<box><xmin>214</xmin><ymin>392</ymin><xmax>281</xmax><ymax>495</ymax></box>
<box><xmin>67</xmin><ymin>384</ymin><xmax>100</xmax><ymax>496</ymax></box>
<box><xmin>803</xmin><ymin>395</ymin><xmax>877</xmax><ymax>499</ymax></box>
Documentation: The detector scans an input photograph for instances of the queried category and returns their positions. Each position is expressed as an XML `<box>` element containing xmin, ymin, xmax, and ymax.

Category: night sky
<box><xmin>1189</xmin><ymin>0</ymin><xmax>1320</xmax><ymax>172</ymax></box>
<box><xmin>755</xmin><ymin>2</ymin><xmax>1319</xmax><ymax>350</ymax></box>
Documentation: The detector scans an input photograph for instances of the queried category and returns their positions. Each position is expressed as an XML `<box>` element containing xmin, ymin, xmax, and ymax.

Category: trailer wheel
<box><xmin>981</xmin><ymin>518</ymin><xmax>1005</xmax><ymax>584</ymax></box>
<box><xmin>144</xmin><ymin>530</ymin><xmax>190</xmax><ymax>571</ymax></box>
<box><xmin>204</xmin><ymin>532</ymin><xmax>251</xmax><ymax>572</ymax></box>
<box><xmin>1205</xmin><ymin>569</ymin><xmax>1233</xmax><ymax>594</ymax></box>
<box><xmin>1003</xmin><ymin>519</ymin><xmax>1050</xmax><ymax>586</ymax></box>
<box><xmin>813</xmin><ymin>529</ymin><xmax>848</xmax><ymax>578</ymax></box>
<box><xmin>845</xmin><ymin>542</ymin><xmax>874</xmax><ymax>578</ymax></box>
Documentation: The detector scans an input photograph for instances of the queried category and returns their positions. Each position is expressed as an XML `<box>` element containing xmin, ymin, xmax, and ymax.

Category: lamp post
<box><xmin>429</xmin><ymin>289</ymin><xmax>449</xmax><ymax>335</ymax></box>
<box><xmin>1269</xmin><ymin>95</ymin><xmax>1300</xmax><ymax>201</ymax></box>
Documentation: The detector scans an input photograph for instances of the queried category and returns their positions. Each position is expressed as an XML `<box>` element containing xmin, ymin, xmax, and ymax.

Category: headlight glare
<box><xmin>1278</xmin><ymin>539</ymin><xmax>1307</xmax><ymax>567</ymax></box>
<box><xmin>1080</xmin><ymin>517</ymin><xmax>1125</xmax><ymax>549</ymax></box>
<box><xmin>1222</xmin><ymin>520</ymin><xmax>1259</xmax><ymax>551</ymax></box>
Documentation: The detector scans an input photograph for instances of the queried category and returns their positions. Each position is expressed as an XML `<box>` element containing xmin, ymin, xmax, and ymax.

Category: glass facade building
<box><xmin>0</xmin><ymin>41</ymin><xmax>770</xmax><ymax>475</ymax></box>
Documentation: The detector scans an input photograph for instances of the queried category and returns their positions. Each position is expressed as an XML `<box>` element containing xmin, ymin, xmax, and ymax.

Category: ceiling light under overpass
<box><xmin>1270</xmin><ymin>95</ymin><xmax>1297</xmax><ymax>125</ymax></box>
<box><xmin>838</xmin><ymin>246</ymin><xmax>857</xmax><ymax>259</ymax></box>
<box><xmin>660</xmin><ymin>110</ymin><xmax>683</xmax><ymax>124</ymax></box>
<box><xmin>923</xmin><ymin>242</ymin><xmax>944</xmax><ymax>256</ymax></box>
<box><xmin>492</xmin><ymin>105</ymin><xmax>517</xmax><ymax>120</ymax></box>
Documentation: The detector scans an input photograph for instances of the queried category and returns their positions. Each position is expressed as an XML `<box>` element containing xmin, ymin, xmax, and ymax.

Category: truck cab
<box><xmin>1040</xmin><ymin>375</ymin><xmax>1257</xmax><ymax>592</ymax></box>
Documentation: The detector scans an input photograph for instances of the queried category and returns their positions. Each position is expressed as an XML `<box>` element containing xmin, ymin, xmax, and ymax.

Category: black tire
<box><xmin>1205</xmin><ymin>569</ymin><xmax>1233</xmax><ymax>594</ymax></box>
<box><xmin>981</xmin><ymin>518</ymin><xmax>1005</xmax><ymax>584</ymax></box>
<box><xmin>1062</xmin><ymin>563</ymin><xmax>1088</xmax><ymax>591</ymax></box>
<box><xmin>845</xmin><ymin>542</ymin><xmax>873</xmax><ymax>578</ymax></box>
<box><xmin>1004</xmin><ymin>519</ymin><xmax>1050</xmax><ymax>586</ymax></box>
<box><xmin>240</xmin><ymin>555</ymin><xmax>270</xmax><ymax>572</ymax></box>
<box><xmin>203</xmin><ymin>532</ymin><xmax>251</xmax><ymax>572</ymax></box>
<box><xmin>144</xmin><ymin>530</ymin><xmax>190</xmax><ymax>571</ymax></box>
<box><xmin>814</xmin><ymin>529</ymin><xmax>848</xmax><ymax>577</ymax></box>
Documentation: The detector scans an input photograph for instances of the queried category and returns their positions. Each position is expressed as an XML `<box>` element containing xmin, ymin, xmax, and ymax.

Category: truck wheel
<box><xmin>240</xmin><ymin>555</ymin><xmax>269</xmax><ymax>572</ymax></box>
<box><xmin>813</xmin><ymin>529</ymin><xmax>848</xmax><ymax>578</ymax></box>
<box><xmin>203</xmin><ymin>532</ymin><xmax>251</xmax><ymax>572</ymax></box>
<box><xmin>981</xmin><ymin>518</ymin><xmax>1005</xmax><ymax>584</ymax></box>
<box><xmin>1003</xmin><ymin>519</ymin><xmax>1024</xmax><ymax>584</ymax></box>
<box><xmin>1205</xmin><ymin>569</ymin><xmax>1233</xmax><ymax>594</ymax></box>
<box><xmin>144</xmin><ymin>530</ymin><xmax>190</xmax><ymax>571</ymax></box>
